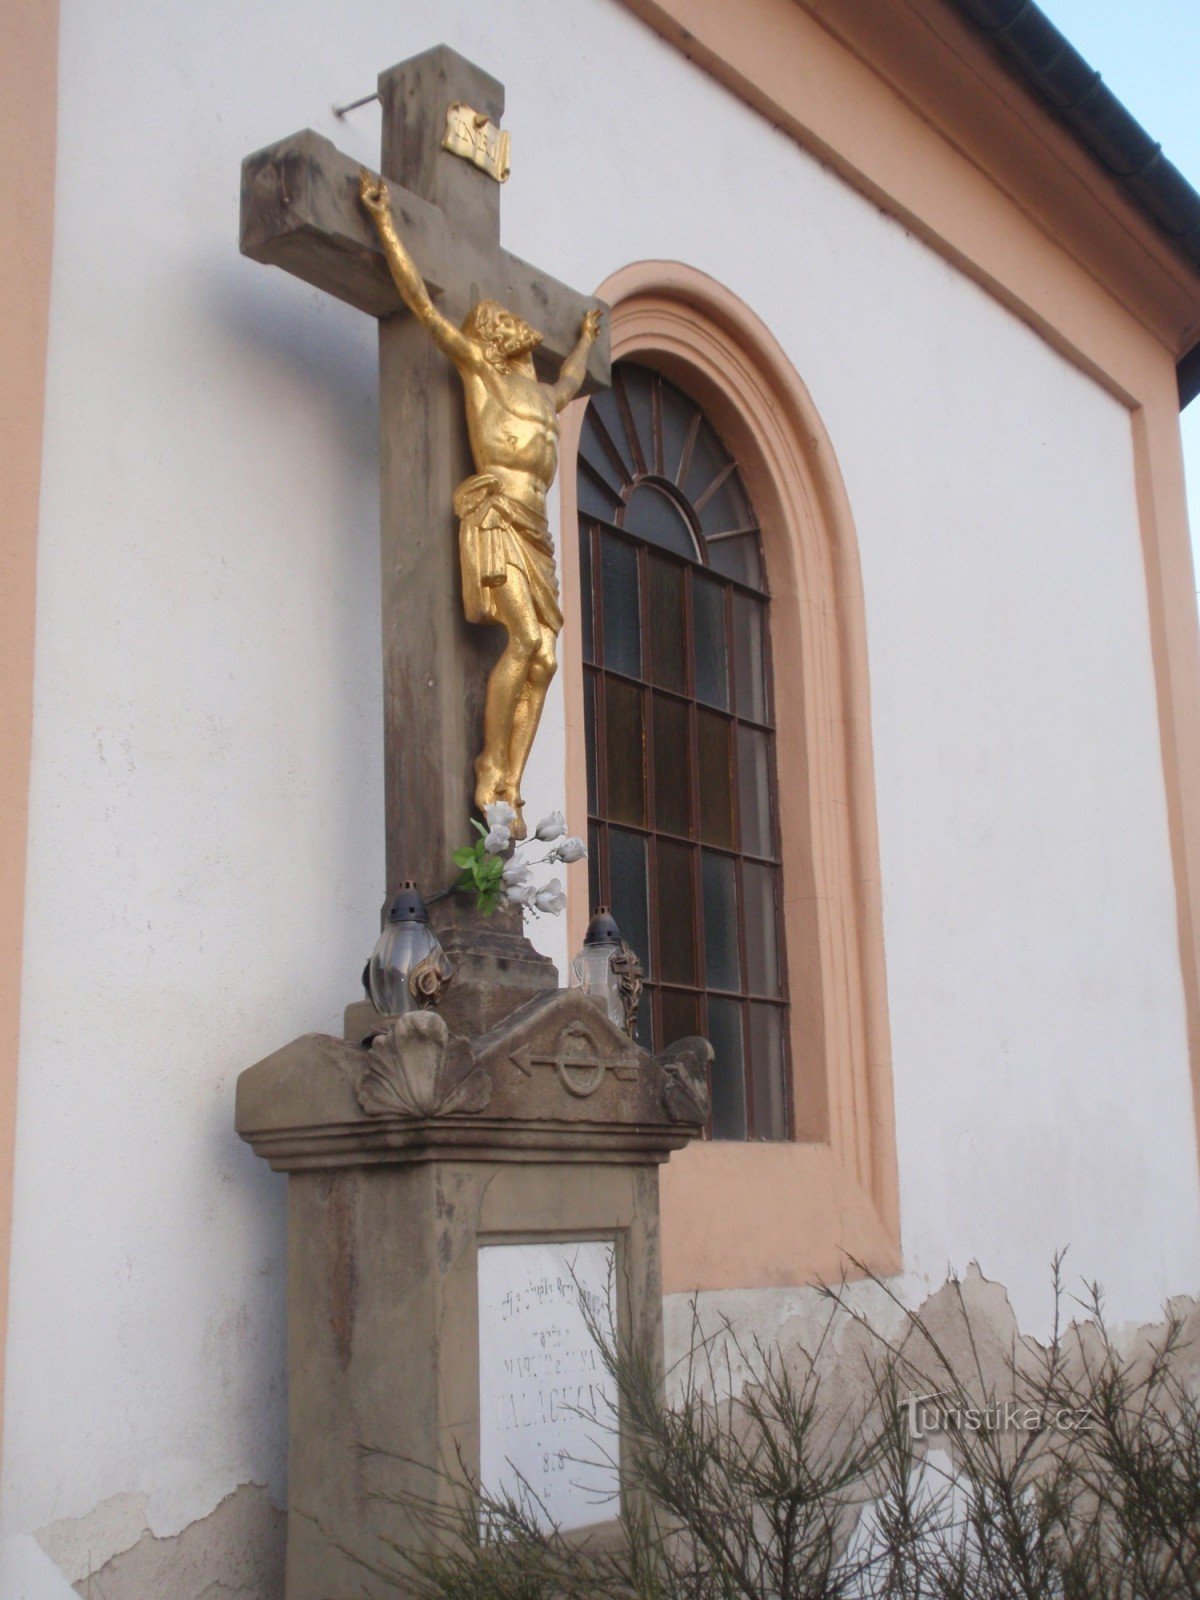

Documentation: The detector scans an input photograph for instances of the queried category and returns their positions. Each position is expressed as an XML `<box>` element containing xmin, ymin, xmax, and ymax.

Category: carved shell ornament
<box><xmin>356</xmin><ymin>1011</ymin><xmax>492</xmax><ymax>1119</ymax></box>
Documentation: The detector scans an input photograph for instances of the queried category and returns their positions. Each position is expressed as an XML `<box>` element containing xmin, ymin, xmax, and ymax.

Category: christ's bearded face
<box><xmin>496</xmin><ymin>312</ymin><xmax>542</xmax><ymax>358</ymax></box>
<box><xmin>465</xmin><ymin>300</ymin><xmax>543</xmax><ymax>363</ymax></box>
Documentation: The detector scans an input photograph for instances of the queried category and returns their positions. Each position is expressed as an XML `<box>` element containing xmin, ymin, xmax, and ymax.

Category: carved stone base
<box><xmin>427</xmin><ymin>896</ymin><xmax>560</xmax><ymax>1035</ymax></box>
<box><xmin>237</xmin><ymin>982</ymin><xmax>710</xmax><ymax>1598</ymax></box>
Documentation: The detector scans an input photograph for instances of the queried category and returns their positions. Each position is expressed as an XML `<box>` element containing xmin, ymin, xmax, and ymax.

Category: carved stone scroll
<box><xmin>657</xmin><ymin>1036</ymin><xmax>713</xmax><ymax>1125</ymax></box>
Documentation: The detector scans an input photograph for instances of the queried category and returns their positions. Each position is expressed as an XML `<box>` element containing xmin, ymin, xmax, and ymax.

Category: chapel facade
<box><xmin>2</xmin><ymin>0</ymin><xmax>1200</xmax><ymax>1591</ymax></box>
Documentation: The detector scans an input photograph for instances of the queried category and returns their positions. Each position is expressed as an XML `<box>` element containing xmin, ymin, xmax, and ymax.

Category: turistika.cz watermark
<box><xmin>905</xmin><ymin>1392</ymin><xmax>1094</xmax><ymax>1441</ymax></box>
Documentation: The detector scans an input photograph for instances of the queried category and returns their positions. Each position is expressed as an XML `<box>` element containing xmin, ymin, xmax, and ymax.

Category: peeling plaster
<box><xmin>35</xmin><ymin>1492</ymin><xmax>150</xmax><ymax>1584</ymax></box>
<box><xmin>35</xmin><ymin>1484</ymin><xmax>283</xmax><ymax>1600</ymax></box>
<box><xmin>665</xmin><ymin>1263</ymin><xmax>1200</xmax><ymax>1421</ymax></box>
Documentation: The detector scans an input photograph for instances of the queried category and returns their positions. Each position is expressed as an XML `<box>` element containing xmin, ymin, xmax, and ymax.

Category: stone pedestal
<box><xmin>237</xmin><ymin>928</ymin><xmax>709</xmax><ymax>1598</ymax></box>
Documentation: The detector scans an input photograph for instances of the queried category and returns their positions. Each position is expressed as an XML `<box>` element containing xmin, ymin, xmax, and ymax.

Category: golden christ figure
<box><xmin>359</xmin><ymin>171</ymin><xmax>602</xmax><ymax>840</ymax></box>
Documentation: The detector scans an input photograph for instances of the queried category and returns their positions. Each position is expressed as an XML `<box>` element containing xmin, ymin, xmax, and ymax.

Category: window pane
<box><xmin>660</xmin><ymin>988</ymin><xmax>700</xmax><ymax>1047</ymax></box>
<box><xmin>697</xmin><ymin>710</ymin><xmax>734</xmax><ymax>848</ymax></box>
<box><xmin>661</xmin><ymin>383</ymin><xmax>696</xmax><ymax>486</ymax></box>
<box><xmin>743</xmin><ymin>861</ymin><xmax>781</xmax><ymax>997</ymax></box>
<box><xmin>580</xmin><ymin>409</ymin><xmax>627</xmax><ymax>494</ymax></box>
<box><xmin>587</xmin><ymin>821</ymin><xmax>600</xmax><ymax>912</ymax></box>
<box><xmin>737</xmin><ymin>725</ymin><xmax>773</xmax><ymax>859</ymax></box>
<box><xmin>578</xmin><ymin>463</ymin><xmax>621</xmax><ymax>522</ymax></box>
<box><xmin>579</xmin><ymin>525</ymin><xmax>595</xmax><ymax>664</ymax></box>
<box><xmin>732</xmin><ymin>591</ymin><xmax>768</xmax><ymax>723</ymax></box>
<box><xmin>584</xmin><ymin>671</ymin><xmax>598</xmax><ymax>813</ymax></box>
<box><xmin>588</xmin><ymin>387</ymin><xmax>636</xmax><ymax>478</ymax></box>
<box><xmin>708</xmin><ymin>531</ymin><xmax>764</xmax><ymax>590</ymax></box>
<box><xmin>656</xmin><ymin>840</ymin><xmax>696</xmax><ymax>985</ymax></box>
<box><xmin>601</xmin><ymin>533</ymin><xmax>641</xmax><ymax>678</ymax></box>
<box><xmin>692</xmin><ymin>574</ymin><xmax>729</xmax><ymax>709</ymax></box>
<box><xmin>682</xmin><ymin>416</ymin><xmax>730</xmax><ymax>510</ymax></box>
<box><xmin>701</xmin><ymin>850</ymin><xmax>741</xmax><ymax>992</ymax></box>
<box><xmin>695</xmin><ymin>470</ymin><xmax>751</xmax><ymax>543</ymax></box>
<box><xmin>652</xmin><ymin>695</ymin><xmax>690</xmax><ymax>838</ymax></box>
<box><xmin>608</xmin><ymin>828</ymin><xmax>650</xmax><ymax>978</ymax></box>
<box><xmin>624</xmin><ymin>483</ymin><xmax>697</xmax><ymax>558</ymax></box>
<box><xmin>706</xmin><ymin>997</ymin><xmax>747</xmax><ymax>1140</ymax></box>
<box><xmin>648</xmin><ymin>555</ymin><xmax>687</xmax><ymax>693</ymax></box>
<box><xmin>604</xmin><ymin>678</ymin><xmax>645</xmax><ymax>826</ymax></box>
<box><xmin>749</xmin><ymin>1004</ymin><xmax>788</xmax><ymax>1140</ymax></box>
<box><xmin>619</xmin><ymin>364</ymin><xmax>656</xmax><ymax>472</ymax></box>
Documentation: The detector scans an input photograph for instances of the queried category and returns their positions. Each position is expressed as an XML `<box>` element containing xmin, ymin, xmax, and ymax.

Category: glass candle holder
<box><xmin>569</xmin><ymin>907</ymin><xmax>627</xmax><ymax>1031</ymax></box>
<box><xmin>367</xmin><ymin>882</ymin><xmax>451</xmax><ymax>1016</ymax></box>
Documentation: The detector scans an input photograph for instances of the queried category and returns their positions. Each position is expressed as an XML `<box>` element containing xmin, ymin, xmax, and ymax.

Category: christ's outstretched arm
<box><xmin>359</xmin><ymin>171</ymin><xmax>481</xmax><ymax>371</ymax></box>
<box><xmin>553</xmin><ymin>309</ymin><xmax>603</xmax><ymax>411</ymax></box>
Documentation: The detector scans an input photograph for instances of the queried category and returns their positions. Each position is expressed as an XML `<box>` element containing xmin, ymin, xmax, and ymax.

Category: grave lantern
<box><xmin>366</xmin><ymin>881</ymin><xmax>451</xmax><ymax>1015</ymax></box>
<box><xmin>570</xmin><ymin>906</ymin><xmax>631</xmax><ymax>1032</ymax></box>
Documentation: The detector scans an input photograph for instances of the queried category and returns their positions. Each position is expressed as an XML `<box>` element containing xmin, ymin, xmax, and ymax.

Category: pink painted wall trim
<box><xmin>0</xmin><ymin>0</ymin><xmax>59</xmax><ymax>1474</ymax></box>
<box><xmin>561</xmin><ymin>262</ymin><xmax>901</xmax><ymax>1292</ymax></box>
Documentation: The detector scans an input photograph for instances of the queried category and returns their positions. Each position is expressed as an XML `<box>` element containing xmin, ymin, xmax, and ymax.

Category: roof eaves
<box><xmin>946</xmin><ymin>0</ymin><xmax>1200</xmax><ymax>406</ymax></box>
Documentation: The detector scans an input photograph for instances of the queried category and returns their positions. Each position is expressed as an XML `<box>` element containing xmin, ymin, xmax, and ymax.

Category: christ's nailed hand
<box><xmin>359</xmin><ymin>170</ymin><xmax>390</xmax><ymax>218</ymax></box>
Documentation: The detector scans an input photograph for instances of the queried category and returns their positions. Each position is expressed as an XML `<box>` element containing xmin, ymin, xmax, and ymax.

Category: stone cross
<box><xmin>240</xmin><ymin>45</ymin><xmax>609</xmax><ymax>903</ymax></box>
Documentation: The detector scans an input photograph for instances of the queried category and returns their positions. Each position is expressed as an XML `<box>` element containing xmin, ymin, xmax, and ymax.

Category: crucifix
<box><xmin>241</xmin><ymin>44</ymin><xmax>609</xmax><ymax>900</ymax></box>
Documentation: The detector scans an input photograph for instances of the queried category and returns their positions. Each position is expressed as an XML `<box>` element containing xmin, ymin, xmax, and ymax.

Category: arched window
<box><xmin>577</xmin><ymin>361</ymin><xmax>789</xmax><ymax>1141</ymax></box>
<box><xmin>560</xmin><ymin>265</ymin><xmax>898</xmax><ymax>1284</ymax></box>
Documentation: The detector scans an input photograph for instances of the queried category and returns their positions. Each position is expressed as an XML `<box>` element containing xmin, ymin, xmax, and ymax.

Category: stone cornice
<box><xmin>237</xmin><ymin>989</ymin><xmax>710</xmax><ymax>1173</ymax></box>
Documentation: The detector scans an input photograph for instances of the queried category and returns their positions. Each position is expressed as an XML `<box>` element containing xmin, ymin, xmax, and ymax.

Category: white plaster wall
<box><xmin>4</xmin><ymin>0</ymin><xmax>1198</xmax><ymax>1581</ymax></box>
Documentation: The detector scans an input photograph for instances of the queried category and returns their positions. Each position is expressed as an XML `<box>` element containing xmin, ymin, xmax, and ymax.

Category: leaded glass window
<box><xmin>578</xmin><ymin>361</ymin><xmax>791</xmax><ymax>1141</ymax></box>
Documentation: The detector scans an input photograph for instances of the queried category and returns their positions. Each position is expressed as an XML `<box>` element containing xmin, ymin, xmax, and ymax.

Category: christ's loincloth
<box><xmin>452</xmin><ymin>473</ymin><xmax>563</xmax><ymax>634</ymax></box>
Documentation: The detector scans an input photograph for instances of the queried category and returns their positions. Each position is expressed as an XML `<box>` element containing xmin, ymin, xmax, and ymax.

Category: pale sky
<box><xmin>1041</xmin><ymin>0</ymin><xmax>1200</xmax><ymax>573</ymax></box>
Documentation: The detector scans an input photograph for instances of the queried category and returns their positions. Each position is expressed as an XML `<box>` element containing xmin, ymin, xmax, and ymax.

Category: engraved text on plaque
<box><xmin>477</xmin><ymin>1239</ymin><xmax>619</xmax><ymax>1530</ymax></box>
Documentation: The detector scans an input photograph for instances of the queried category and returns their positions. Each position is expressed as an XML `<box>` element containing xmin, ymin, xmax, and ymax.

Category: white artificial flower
<box><xmin>484</xmin><ymin>800</ymin><xmax>518</xmax><ymax>831</ymax></box>
<box><xmin>534</xmin><ymin>811</ymin><xmax>566</xmax><ymax>842</ymax></box>
<box><xmin>501</xmin><ymin>857</ymin><xmax>531</xmax><ymax>887</ymax></box>
<box><xmin>553</xmin><ymin>835</ymin><xmax>587</xmax><ymax>864</ymax></box>
<box><xmin>533</xmin><ymin>877</ymin><xmax>567</xmax><ymax>916</ymax></box>
<box><xmin>483</xmin><ymin>824</ymin><xmax>510</xmax><ymax>855</ymax></box>
<box><xmin>506</xmin><ymin>881</ymin><xmax>538</xmax><ymax>907</ymax></box>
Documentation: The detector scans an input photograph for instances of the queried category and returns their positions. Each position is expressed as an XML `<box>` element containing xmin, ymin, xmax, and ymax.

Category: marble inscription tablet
<box><xmin>477</xmin><ymin>1239</ymin><xmax>619</xmax><ymax>1531</ymax></box>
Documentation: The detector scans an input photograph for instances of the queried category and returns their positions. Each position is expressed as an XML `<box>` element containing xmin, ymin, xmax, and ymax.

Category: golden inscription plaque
<box><xmin>441</xmin><ymin>103</ymin><xmax>511</xmax><ymax>183</ymax></box>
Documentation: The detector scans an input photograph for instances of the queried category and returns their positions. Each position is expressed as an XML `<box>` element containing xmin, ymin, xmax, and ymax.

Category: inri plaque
<box><xmin>477</xmin><ymin>1239</ymin><xmax>619</xmax><ymax>1531</ymax></box>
